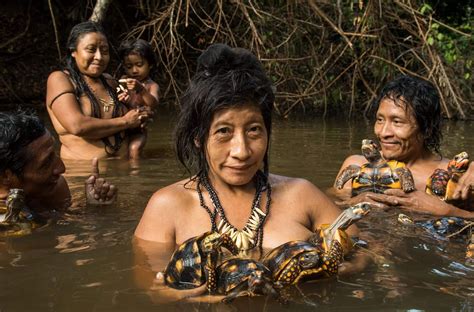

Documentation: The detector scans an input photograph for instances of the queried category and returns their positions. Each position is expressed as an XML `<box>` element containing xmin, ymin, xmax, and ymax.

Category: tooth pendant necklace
<box><xmin>198</xmin><ymin>171</ymin><xmax>271</xmax><ymax>253</ymax></box>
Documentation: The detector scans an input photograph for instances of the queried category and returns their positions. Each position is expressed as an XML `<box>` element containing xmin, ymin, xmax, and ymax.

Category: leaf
<box><xmin>427</xmin><ymin>37</ymin><xmax>434</xmax><ymax>45</ymax></box>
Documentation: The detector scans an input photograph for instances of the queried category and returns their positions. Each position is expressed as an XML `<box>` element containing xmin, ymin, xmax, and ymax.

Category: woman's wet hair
<box><xmin>0</xmin><ymin>109</ymin><xmax>46</xmax><ymax>177</ymax></box>
<box><xmin>118</xmin><ymin>39</ymin><xmax>157</xmax><ymax>75</ymax></box>
<box><xmin>368</xmin><ymin>75</ymin><xmax>442</xmax><ymax>155</ymax></box>
<box><xmin>175</xmin><ymin>43</ymin><xmax>274</xmax><ymax>177</ymax></box>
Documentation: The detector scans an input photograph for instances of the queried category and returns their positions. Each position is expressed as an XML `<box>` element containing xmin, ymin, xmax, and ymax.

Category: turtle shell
<box><xmin>164</xmin><ymin>231</ymin><xmax>215</xmax><ymax>289</ymax></box>
<box><xmin>352</xmin><ymin>160</ymin><xmax>405</xmax><ymax>195</ymax></box>
<box><xmin>216</xmin><ymin>258</ymin><xmax>273</xmax><ymax>296</ymax></box>
<box><xmin>262</xmin><ymin>241</ymin><xmax>325</xmax><ymax>287</ymax></box>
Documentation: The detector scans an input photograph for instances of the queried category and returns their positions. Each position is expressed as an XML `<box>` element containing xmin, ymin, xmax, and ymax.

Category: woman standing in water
<box><xmin>134</xmin><ymin>44</ymin><xmax>364</xmax><ymax>302</ymax></box>
<box><xmin>46</xmin><ymin>21</ymin><xmax>149</xmax><ymax>160</ymax></box>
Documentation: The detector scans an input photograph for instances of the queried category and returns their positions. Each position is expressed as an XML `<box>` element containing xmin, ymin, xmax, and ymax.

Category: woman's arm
<box><xmin>46</xmin><ymin>71</ymin><xmax>148</xmax><ymax>139</ymax></box>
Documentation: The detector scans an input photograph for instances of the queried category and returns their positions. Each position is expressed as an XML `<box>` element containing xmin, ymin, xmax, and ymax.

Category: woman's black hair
<box><xmin>368</xmin><ymin>75</ymin><xmax>442</xmax><ymax>155</ymax></box>
<box><xmin>63</xmin><ymin>21</ymin><xmax>124</xmax><ymax>155</ymax></box>
<box><xmin>0</xmin><ymin>109</ymin><xmax>46</xmax><ymax>177</ymax></box>
<box><xmin>118</xmin><ymin>39</ymin><xmax>157</xmax><ymax>77</ymax></box>
<box><xmin>174</xmin><ymin>43</ymin><xmax>274</xmax><ymax>178</ymax></box>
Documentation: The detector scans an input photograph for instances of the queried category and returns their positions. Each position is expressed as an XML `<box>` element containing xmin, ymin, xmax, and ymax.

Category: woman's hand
<box><xmin>122</xmin><ymin>108</ymin><xmax>149</xmax><ymax>129</ymax></box>
<box><xmin>85</xmin><ymin>158</ymin><xmax>117</xmax><ymax>205</ymax></box>
<box><xmin>148</xmin><ymin>272</ymin><xmax>225</xmax><ymax>304</ymax></box>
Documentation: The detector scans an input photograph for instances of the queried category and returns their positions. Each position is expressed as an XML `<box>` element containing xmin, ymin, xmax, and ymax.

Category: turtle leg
<box><xmin>395</xmin><ymin>167</ymin><xmax>415</xmax><ymax>193</ymax></box>
<box><xmin>204</xmin><ymin>252</ymin><xmax>218</xmax><ymax>293</ymax></box>
<box><xmin>335</xmin><ymin>165</ymin><xmax>360</xmax><ymax>190</ymax></box>
<box><xmin>219</xmin><ymin>233</ymin><xmax>239</xmax><ymax>255</ymax></box>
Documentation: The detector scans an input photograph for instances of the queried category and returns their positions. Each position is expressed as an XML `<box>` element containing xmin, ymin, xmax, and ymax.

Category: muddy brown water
<box><xmin>1</xmin><ymin>110</ymin><xmax>473</xmax><ymax>311</ymax></box>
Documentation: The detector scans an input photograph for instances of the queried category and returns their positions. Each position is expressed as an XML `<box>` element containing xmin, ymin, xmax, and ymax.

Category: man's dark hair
<box><xmin>174</xmin><ymin>43</ymin><xmax>274</xmax><ymax>177</ymax></box>
<box><xmin>0</xmin><ymin>110</ymin><xmax>46</xmax><ymax>177</ymax></box>
<box><xmin>369</xmin><ymin>75</ymin><xmax>442</xmax><ymax>155</ymax></box>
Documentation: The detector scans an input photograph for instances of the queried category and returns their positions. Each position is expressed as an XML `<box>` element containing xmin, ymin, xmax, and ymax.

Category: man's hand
<box><xmin>452</xmin><ymin>161</ymin><xmax>474</xmax><ymax>201</ymax></box>
<box><xmin>85</xmin><ymin>158</ymin><xmax>117</xmax><ymax>205</ymax></box>
<box><xmin>148</xmin><ymin>272</ymin><xmax>225</xmax><ymax>304</ymax></box>
<box><xmin>380</xmin><ymin>189</ymin><xmax>455</xmax><ymax>216</ymax></box>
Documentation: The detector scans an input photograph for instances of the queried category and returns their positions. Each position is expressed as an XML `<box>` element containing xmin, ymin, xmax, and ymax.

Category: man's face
<box><xmin>373</xmin><ymin>98</ymin><xmax>424</xmax><ymax>162</ymax></box>
<box><xmin>11</xmin><ymin>132</ymin><xmax>66</xmax><ymax>198</ymax></box>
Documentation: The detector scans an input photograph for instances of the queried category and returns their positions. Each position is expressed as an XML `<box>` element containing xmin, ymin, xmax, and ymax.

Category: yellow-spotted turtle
<box><xmin>164</xmin><ymin>231</ymin><xmax>239</xmax><ymax>292</ymax></box>
<box><xmin>425</xmin><ymin>152</ymin><xmax>470</xmax><ymax>203</ymax></box>
<box><xmin>262</xmin><ymin>203</ymin><xmax>371</xmax><ymax>288</ymax></box>
<box><xmin>336</xmin><ymin>139</ymin><xmax>415</xmax><ymax>196</ymax></box>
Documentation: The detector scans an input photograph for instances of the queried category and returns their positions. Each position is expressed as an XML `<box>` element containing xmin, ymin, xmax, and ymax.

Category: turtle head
<box><xmin>361</xmin><ymin>139</ymin><xmax>381</xmax><ymax>162</ymax></box>
<box><xmin>448</xmin><ymin>152</ymin><xmax>469</xmax><ymax>174</ymax></box>
<box><xmin>350</xmin><ymin>202</ymin><xmax>372</xmax><ymax>219</ymax></box>
<box><xmin>298</xmin><ymin>251</ymin><xmax>321</xmax><ymax>269</ymax></box>
<box><xmin>248</xmin><ymin>270</ymin><xmax>264</xmax><ymax>292</ymax></box>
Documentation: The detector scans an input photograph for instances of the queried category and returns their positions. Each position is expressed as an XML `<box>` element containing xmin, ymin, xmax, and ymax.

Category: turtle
<box><xmin>397</xmin><ymin>213</ymin><xmax>473</xmax><ymax>239</ymax></box>
<box><xmin>425</xmin><ymin>151</ymin><xmax>470</xmax><ymax>203</ymax></box>
<box><xmin>0</xmin><ymin>189</ymin><xmax>41</xmax><ymax>237</ymax></box>
<box><xmin>262</xmin><ymin>203</ymin><xmax>371</xmax><ymax>288</ymax></box>
<box><xmin>308</xmin><ymin>202</ymin><xmax>372</xmax><ymax>255</ymax></box>
<box><xmin>336</xmin><ymin>139</ymin><xmax>415</xmax><ymax>196</ymax></box>
<box><xmin>398</xmin><ymin>213</ymin><xmax>474</xmax><ymax>264</ymax></box>
<box><xmin>164</xmin><ymin>231</ymin><xmax>239</xmax><ymax>292</ymax></box>
<box><xmin>215</xmin><ymin>258</ymin><xmax>281</xmax><ymax>303</ymax></box>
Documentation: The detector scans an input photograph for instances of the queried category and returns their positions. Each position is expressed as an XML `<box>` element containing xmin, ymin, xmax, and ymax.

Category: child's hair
<box><xmin>118</xmin><ymin>39</ymin><xmax>157</xmax><ymax>76</ymax></box>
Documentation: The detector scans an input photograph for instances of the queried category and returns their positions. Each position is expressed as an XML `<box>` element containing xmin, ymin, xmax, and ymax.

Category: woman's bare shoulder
<box><xmin>146</xmin><ymin>179</ymin><xmax>196</xmax><ymax>211</ymax></box>
<box><xmin>47</xmin><ymin>70</ymin><xmax>70</xmax><ymax>84</ymax></box>
<box><xmin>269</xmin><ymin>173</ymin><xmax>320</xmax><ymax>194</ymax></box>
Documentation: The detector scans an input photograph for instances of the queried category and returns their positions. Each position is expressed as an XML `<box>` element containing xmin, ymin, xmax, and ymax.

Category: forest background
<box><xmin>0</xmin><ymin>0</ymin><xmax>472</xmax><ymax>119</ymax></box>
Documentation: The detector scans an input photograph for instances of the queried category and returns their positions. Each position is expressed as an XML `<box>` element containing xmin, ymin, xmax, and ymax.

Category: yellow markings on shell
<box><xmin>175</xmin><ymin>259</ymin><xmax>183</xmax><ymax>271</ymax></box>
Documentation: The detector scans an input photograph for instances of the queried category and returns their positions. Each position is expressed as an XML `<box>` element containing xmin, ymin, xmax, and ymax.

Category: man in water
<box><xmin>0</xmin><ymin>110</ymin><xmax>117</xmax><ymax>220</ymax></box>
<box><xmin>334</xmin><ymin>75</ymin><xmax>473</xmax><ymax>217</ymax></box>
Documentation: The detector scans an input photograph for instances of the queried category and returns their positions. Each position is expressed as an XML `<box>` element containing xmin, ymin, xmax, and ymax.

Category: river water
<box><xmin>1</xmin><ymin>110</ymin><xmax>473</xmax><ymax>311</ymax></box>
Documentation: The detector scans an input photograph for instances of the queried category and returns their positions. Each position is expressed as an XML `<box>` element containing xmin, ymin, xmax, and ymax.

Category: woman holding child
<box><xmin>46</xmin><ymin>21</ymin><xmax>151</xmax><ymax>160</ymax></box>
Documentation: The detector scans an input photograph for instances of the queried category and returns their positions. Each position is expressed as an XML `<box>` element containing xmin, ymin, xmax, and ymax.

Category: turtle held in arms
<box><xmin>425</xmin><ymin>151</ymin><xmax>470</xmax><ymax>203</ymax></box>
<box><xmin>0</xmin><ymin>189</ymin><xmax>41</xmax><ymax>237</ymax></box>
<box><xmin>215</xmin><ymin>258</ymin><xmax>281</xmax><ymax>303</ymax></box>
<box><xmin>262</xmin><ymin>203</ymin><xmax>371</xmax><ymax>288</ymax></box>
<box><xmin>164</xmin><ymin>231</ymin><xmax>239</xmax><ymax>292</ymax></box>
<box><xmin>336</xmin><ymin>139</ymin><xmax>415</xmax><ymax>196</ymax></box>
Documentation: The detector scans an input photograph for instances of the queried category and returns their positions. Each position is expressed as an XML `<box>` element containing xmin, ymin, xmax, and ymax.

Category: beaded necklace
<box><xmin>197</xmin><ymin>171</ymin><xmax>271</xmax><ymax>253</ymax></box>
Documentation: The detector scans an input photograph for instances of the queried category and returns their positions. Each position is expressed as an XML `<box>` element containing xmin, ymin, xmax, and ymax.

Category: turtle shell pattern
<box><xmin>216</xmin><ymin>258</ymin><xmax>278</xmax><ymax>302</ymax></box>
<box><xmin>164</xmin><ymin>232</ymin><xmax>210</xmax><ymax>289</ymax></box>
<box><xmin>263</xmin><ymin>240</ymin><xmax>343</xmax><ymax>288</ymax></box>
<box><xmin>351</xmin><ymin>160</ymin><xmax>407</xmax><ymax>196</ymax></box>
<box><xmin>425</xmin><ymin>152</ymin><xmax>469</xmax><ymax>202</ymax></box>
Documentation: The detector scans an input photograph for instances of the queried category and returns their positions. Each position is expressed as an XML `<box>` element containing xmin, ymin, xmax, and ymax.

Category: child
<box><xmin>118</xmin><ymin>39</ymin><xmax>159</xmax><ymax>159</ymax></box>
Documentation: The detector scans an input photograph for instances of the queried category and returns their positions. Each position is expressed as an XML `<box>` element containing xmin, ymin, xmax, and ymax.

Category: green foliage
<box><xmin>421</xmin><ymin>2</ymin><xmax>473</xmax><ymax>80</ymax></box>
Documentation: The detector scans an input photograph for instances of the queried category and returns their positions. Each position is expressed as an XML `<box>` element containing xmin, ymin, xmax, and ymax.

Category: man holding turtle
<box><xmin>333</xmin><ymin>75</ymin><xmax>474</xmax><ymax>217</ymax></box>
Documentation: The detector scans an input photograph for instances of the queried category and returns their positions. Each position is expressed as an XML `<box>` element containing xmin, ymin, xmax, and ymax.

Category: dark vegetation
<box><xmin>0</xmin><ymin>0</ymin><xmax>472</xmax><ymax>118</ymax></box>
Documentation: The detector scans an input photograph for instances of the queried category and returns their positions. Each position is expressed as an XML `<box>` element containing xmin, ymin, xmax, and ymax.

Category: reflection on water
<box><xmin>1</xmin><ymin>111</ymin><xmax>473</xmax><ymax>311</ymax></box>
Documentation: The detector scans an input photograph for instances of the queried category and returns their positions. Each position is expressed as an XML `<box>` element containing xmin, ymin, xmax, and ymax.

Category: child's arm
<box><xmin>120</xmin><ymin>78</ymin><xmax>159</xmax><ymax>109</ymax></box>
